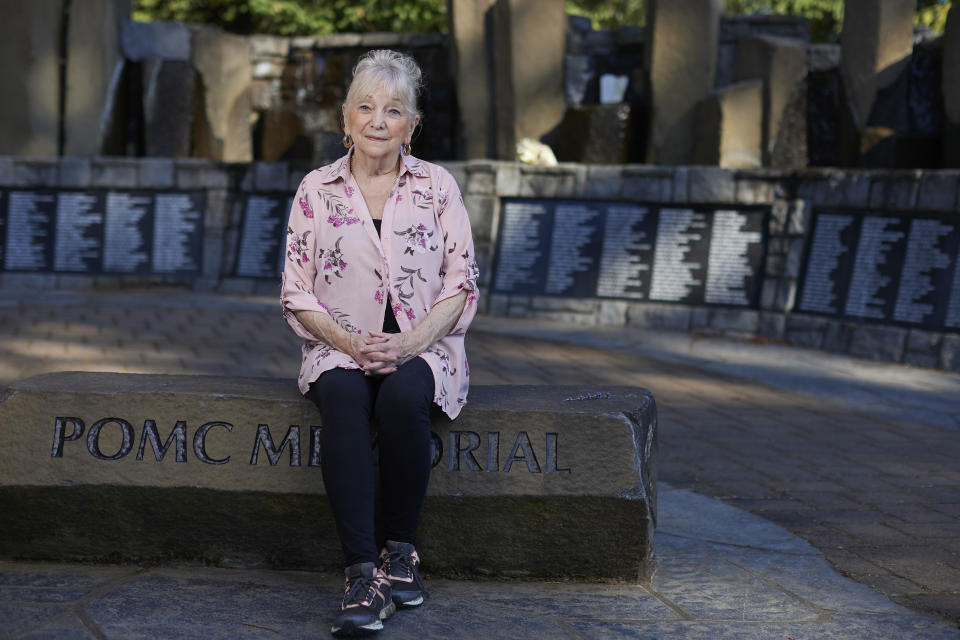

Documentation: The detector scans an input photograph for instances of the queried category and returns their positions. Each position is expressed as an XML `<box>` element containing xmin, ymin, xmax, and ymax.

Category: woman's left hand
<box><xmin>358</xmin><ymin>331</ymin><xmax>423</xmax><ymax>376</ymax></box>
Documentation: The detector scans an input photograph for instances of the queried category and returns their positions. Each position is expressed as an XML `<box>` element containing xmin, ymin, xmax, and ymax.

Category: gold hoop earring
<box><xmin>401</xmin><ymin>143</ymin><xmax>411</xmax><ymax>156</ymax></box>
<box><xmin>342</xmin><ymin>135</ymin><xmax>353</xmax><ymax>149</ymax></box>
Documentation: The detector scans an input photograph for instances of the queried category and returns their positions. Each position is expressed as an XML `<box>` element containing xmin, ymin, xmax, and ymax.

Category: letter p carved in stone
<box><xmin>51</xmin><ymin>417</ymin><xmax>85</xmax><ymax>458</ymax></box>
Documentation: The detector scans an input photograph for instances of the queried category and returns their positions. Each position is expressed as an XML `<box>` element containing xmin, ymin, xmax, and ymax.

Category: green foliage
<box><xmin>725</xmin><ymin>0</ymin><xmax>843</xmax><ymax>41</ymax></box>
<box><xmin>566</xmin><ymin>0</ymin><xmax>645</xmax><ymax>29</ymax></box>
<box><xmin>916</xmin><ymin>0</ymin><xmax>952</xmax><ymax>33</ymax></box>
<box><xmin>131</xmin><ymin>0</ymin><xmax>447</xmax><ymax>35</ymax></box>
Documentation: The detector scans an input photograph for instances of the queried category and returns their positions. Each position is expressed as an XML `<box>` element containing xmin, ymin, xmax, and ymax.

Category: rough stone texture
<box><xmin>0</xmin><ymin>3</ymin><xmax>61</xmax><ymax>155</ymax></box>
<box><xmin>64</xmin><ymin>0</ymin><xmax>129</xmax><ymax>156</ymax></box>
<box><xmin>757</xmin><ymin>311</ymin><xmax>786</xmax><ymax>339</ymax></box>
<box><xmin>943</xmin><ymin>4</ymin><xmax>960</xmax><ymax>168</ymax></box>
<box><xmin>849</xmin><ymin>325</ymin><xmax>907</xmax><ymax>362</ymax></box>
<box><xmin>940</xmin><ymin>334</ymin><xmax>960</xmax><ymax>371</ymax></box>
<box><xmin>142</xmin><ymin>60</ymin><xmax>196</xmax><ymax>158</ymax></box>
<box><xmin>823</xmin><ymin>320</ymin><xmax>856</xmax><ymax>353</ymax></box>
<box><xmin>517</xmin><ymin>167</ymin><xmax>581</xmax><ymax>198</ymax></box>
<box><xmin>91</xmin><ymin>159</ymin><xmax>138</xmax><ymax>189</ymax></box>
<box><xmin>121</xmin><ymin>20</ymin><xmax>190</xmax><ymax>61</ymax></box>
<box><xmin>917</xmin><ymin>171</ymin><xmax>960</xmax><ymax>211</ymax></box>
<box><xmin>627</xmin><ymin>303</ymin><xmax>693</xmax><ymax>331</ymax></box>
<box><xmin>0</xmin><ymin>374</ymin><xmax>656</xmax><ymax>580</ymax></box>
<box><xmin>529</xmin><ymin>297</ymin><xmax>598</xmax><ymax>313</ymax></box>
<box><xmin>734</xmin><ymin>178</ymin><xmax>775</xmax><ymax>205</ymax></box>
<box><xmin>734</xmin><ymin>35</ymin><xmax>808</xmax><ymax>169</ymax></box>
<box><xmin>191</xmin><ymin>27</ymin><xmax>253</xmax><ymax>162</ymax></box>
<box><xmin>686</xmin><ymin>167</ymin><xmax>736</xmax><ymax>203</ymax></box>
<box><xmin>585</xmin><ymin>166</ymin><xmax>626</xmax><ymax>199</ymax></box>
<box><xmin>693</xmin><ymin>80</ymin><xmax>763</xmax><ymax>168</ymax></box>
<box><xmin>463</xmin><ymin>194</ymin><xmax>497</xmax><ymax>242</ymax></box>
<box><xmin>644</xmin><ymin>0</ymin><xmax>723</xmax><ymax>165</ymax></box>
<box><xmin>549</xmin><ymin>104</ymin><xmax>632</xmax><ymax>164</ymax></box>
<box><xmin>490</xmin><ymin>0</ymin><xmax>566</xmax><ymax>159</ymax></box>
<box><xmin>450</xmin><ymin>0</ymin><xmax>497</xmax><ymax>160</ymax></box>
<box><xmin>840</xmin><ymin>0</ymin><xmax>915</xmax><ymax>129</ymax></box>
<box><xmin>58</xmin><ymin>158</ymin><xmax>92</xmax><ymax>188</ymax></box>
<box><xmin>622</xmin><ymin>168</ymin><xmax>673</xmax><ymax>201</ymax></box>
<box><xmin>706</xmin><ymin>309</ymin><xmax>759</xmax><ymax>334</ymax></box>
<box><xmin>797</xmin><ymin>171</ymin><xmax>871</xmax><ymax>207</ymax></box>
<box><xmin>14</xmin><ymin>159</ymin><xmax>59</xmax><ymax>187</ymax></box>
<box><xmin>137</xmin><ymin>158</ymin><xmax>175</xmax><ymax>188</ymax></box>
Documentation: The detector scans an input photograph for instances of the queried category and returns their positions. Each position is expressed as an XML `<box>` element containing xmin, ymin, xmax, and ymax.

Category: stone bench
<box><xmin>0</xmin><ymin>373</ymin><xmax>658</xmax><ymax>580</ymax></box>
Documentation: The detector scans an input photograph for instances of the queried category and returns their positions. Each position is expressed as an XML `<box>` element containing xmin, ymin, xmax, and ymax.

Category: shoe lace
<box><xmin>384</xmin><ymin>550</ymin><xmax>424</xmax><ymax>591</ymax></box>
<box><xmin>343</xmin><ymin>574</ymin><xmax>377</xmax><ymax>607</ymax></box>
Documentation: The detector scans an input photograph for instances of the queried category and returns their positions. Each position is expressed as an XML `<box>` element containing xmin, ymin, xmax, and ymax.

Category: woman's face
<box><xmin>343</xmin><ymin>86</ymin><xmax>418</xmax><ymax>163</ymax></box>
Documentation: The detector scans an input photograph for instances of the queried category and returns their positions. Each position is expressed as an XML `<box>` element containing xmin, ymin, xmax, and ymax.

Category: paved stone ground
<box><xmin>1</xmin><ymin>290</ymin><xmax>959</xmax><ymax>631</ymax></box>
<box><xmin>3</xmin><ymin>486</ymin><xmax>959</xmax><ymax>639</ymax></box>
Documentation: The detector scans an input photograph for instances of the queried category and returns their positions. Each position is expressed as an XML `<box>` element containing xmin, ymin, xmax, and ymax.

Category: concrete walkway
<box><xmin>1</xmin><ymin>289</ymin><xmax>959</xmax><ymax>637</ymax></box>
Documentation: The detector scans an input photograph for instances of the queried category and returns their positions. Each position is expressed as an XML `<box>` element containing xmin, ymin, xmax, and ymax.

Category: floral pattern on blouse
<box><xmin>281</xmin><ymin>151</ymin><xmax>479</xmax><ymax>419</ymax></box>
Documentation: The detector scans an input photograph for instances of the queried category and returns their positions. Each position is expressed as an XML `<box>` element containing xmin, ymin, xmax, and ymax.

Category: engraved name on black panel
<box><xmin>237</xmin><ymin>195</ymin><xmax>287</xmax><ymax>278</ymax></box>
<box><xmin>798</xmin><ymin>213</ymin><xmax>859</xmax><ymax>315</ymax></box>
<box><xmin>945</xmin><ymin>244</ymin><xmax>960</xmax><ymax>331</ymax></box>
<box><xmin>844</xmin><ymin>216</ymin><xmax>908</xmax><ymax>322</ymax></box>
<box><xmin>153</xmin><ymin>193</ymin><xmax>204</xmax><ymax>274</ymax></box>
<box><xmin>5</xmin><ymin>190</ymin><xmax>57</xmax><ymax>271</ymax></box>
<box><xmin>0</xmin><ymin>190</ymin><xmax>5</xmax><ymax>266</ymax></box>
<box><xmin>54</xmin><ymin>192</ymin><xmax>105</xmax><ymax>273</ymax></box>
<box><xmin>596</xmin><ymin>205</ymin><xmax>654</xmax><ymax>300</ymax></box>
<box><xmin>544</xmin><ymin>202</ymin><xmax>603</xmax><ymax>297</ymax></box>
<box><xmin>492</xmin><ymin>200</ymin><xmax>553</xmax><ymax>295</ymax></box>
<box><xmin>648</xmin><ymin>208</ymin><xmax>709</xmax><ymax>304</ymax></box>
<box><xmin>704</xmin><ymin>210</ymin><xmax>765</xmax><ymax>306</ymax></box>
<box><xmin>104</xmin><ymin>192</ymin><xmax>152</xmax><ymax>273</ymax></box>
<box><xmin>893</xmin><ymin>217</ymin><xmax>960</xmax><ymax>328</ymax></box>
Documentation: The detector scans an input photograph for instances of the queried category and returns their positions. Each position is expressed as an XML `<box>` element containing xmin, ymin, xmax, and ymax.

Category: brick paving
<box><xmin>1</xmin><ymin>291</ymin><xmax>958</xmax><ymax>627</ymax></box>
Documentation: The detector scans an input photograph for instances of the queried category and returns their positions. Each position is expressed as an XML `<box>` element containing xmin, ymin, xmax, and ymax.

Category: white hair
<box><xmin>344</xmin><ymin>50</ymin><xmax>423</xmax><ymax>121</ymax></box>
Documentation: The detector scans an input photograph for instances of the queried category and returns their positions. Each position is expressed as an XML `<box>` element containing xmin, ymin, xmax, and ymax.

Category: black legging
<box><xmin>307</xmin><ymin>357</ymin><xmax>434</xmax><ymax>566</ymax></box>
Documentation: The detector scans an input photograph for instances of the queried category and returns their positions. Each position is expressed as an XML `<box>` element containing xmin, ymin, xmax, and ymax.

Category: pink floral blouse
<box><xmin>281</xmin><ymin>151</ymin><xmax>480</xmax><ymax>418</ymax></box>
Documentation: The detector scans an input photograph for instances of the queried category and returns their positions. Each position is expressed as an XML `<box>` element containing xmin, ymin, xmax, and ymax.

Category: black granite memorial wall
<box><xmin>235</xmin><ymin>193</ymin><xmax>293</xmax><ymax>279</ymax></box>
<box><xmin>0</xmin><ymin>188</ymin><xmax>205</xmax><ymax>276</ymax></box>
<box><xmin>797</xmin><ymin>210</ymin><xmax>960</xmax><ymax>333</ymax></box>
<box><xmin>492</xmin><ymin>199</ymin><xmax>768</xmax><ymax>309</ymax></box>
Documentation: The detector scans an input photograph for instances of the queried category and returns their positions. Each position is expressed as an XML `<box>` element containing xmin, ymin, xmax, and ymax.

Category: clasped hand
<box><xmin>349</xmin><ymin>331</ymin><xmax>419</xmax><ymax>376</ymax></box>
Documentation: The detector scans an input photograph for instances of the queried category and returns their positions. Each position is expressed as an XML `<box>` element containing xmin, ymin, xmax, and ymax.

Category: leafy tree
<box><xmin>131</xmin><ymin>0</ymin><xmax>446</xmax><ymax>35</ymax></box>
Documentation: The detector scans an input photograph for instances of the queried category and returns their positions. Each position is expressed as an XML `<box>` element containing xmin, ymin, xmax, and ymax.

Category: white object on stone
<box><xmin>599</xmin><ymin>74</ymin><xmax>629</xmax><ymax>104</ymax></box>
<box><xmin>516</xmin><ymin>138</ymin><xmax>558</xmax><ymax>166</ymax></box>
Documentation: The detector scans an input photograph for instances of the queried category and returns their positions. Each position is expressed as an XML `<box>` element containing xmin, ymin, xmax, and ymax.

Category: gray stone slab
<box><xmin>429</xmin><ymin>580</ymin><xmax>679</xmax><ymax>620</ymax></box>
<box><xmin>0</xmin><ymin>603</ymin><xmax>66</xmax><ymax>635</ymax></box>
<box><xmin>568</xmin><ymin>616</ymin><xmax>960</xmax><ymax>640</ymax></box>
<box><xmin>17</xmin><ymin>615</ymin><xmax>98</xmax><ymax>640</ymax></box>
<box><xmin>650</xmin><ymin>555</ymin><xmax>819</xmax><ymax>621</ymax></box>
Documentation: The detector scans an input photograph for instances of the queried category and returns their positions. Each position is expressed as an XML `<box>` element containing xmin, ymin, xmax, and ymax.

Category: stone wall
<box><xmin>1</xmin><ymin>156</ymin><xmax>957</xmax><ymax>372</ymax></box>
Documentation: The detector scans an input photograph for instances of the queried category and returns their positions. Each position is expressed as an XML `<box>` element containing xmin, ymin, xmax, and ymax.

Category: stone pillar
<box><xmin>449</xmin><ymin>0</ymin><xmax>497</xmax><ymax>159</ymax></box>
<box><xmin>944</xmin><ymin>4</ymin><xmax>960</xmax><ymax>168</ymax></box>
<box><xmin>191</xmin><ymin>27</ymin><xmax>253</xmax><ymax>163</ymax></box>
<box><xmin>490</xmin><ymin>0</ymin><xmax>566</xmax><ymax>160</ymax></box>
<box><xmin>0</xmin><ymin>3</ymin><xmax>62</xmax><ymax>156</ymax></box>
<box><xmin>734</xmin><ymin>35</ymin><xmax>807</xmax><ymax>169</ymax></box>
<box><xmin>63</xmin><ymin>0</ymin><xmax>129</xmax><ymax>156</ymax></box>
<box><xmin>122</xmin><ymin>21</ymin><xmax>195</xmax><ymax>158</ymax></box>
<box><xmin>644</xmin><ymin>0</ymin><xmax>723</xmax><ymax>165</ymax></box>
<box><xmin>840</xmin><ymin>0</ymin><xmax>915</xmax><ymax>129</ymax></box>
<box><xmin>692</xmin><ymin>80</ymin><xmax>763</xmax><ymax>168</ymax></box>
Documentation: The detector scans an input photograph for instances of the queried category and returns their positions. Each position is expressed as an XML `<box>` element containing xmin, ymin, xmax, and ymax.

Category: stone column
<box><xmin>644</xmin><ymin>0</ymin><xmax>723</xmax><ymax>165</ymax></box>
<box><xmin>0</xmin><ymin>3</ymin><xmax>62</xmax><ymax>155</ymax></box>
<box><xmin>692</xmin><ymin>80</ymin><xmax>763</xmax><ymax>168</ymax></box>
<box><xmin>734</xmin><ymin>35</ymin><xmax>807</xmax><ymax>169</ymax></box>
<box><xmin>63</xmin><ymin>0</ymin><xmax>129</xmax><ymax>156</ymax></box>
<box><xmin>191</xmin><ymin>26</ymin><xmax>253</xmax><ymax>163</ymax></box>
<box><xmin>840</xmin><ymin>0</ymin><xmax>915</xmax><ymax>129</ymax></box>
<box><xmin>490</xmin><ymin>0</ymin><xmax>566</xmax><ymax>160</ymax></box>
<box><xmin>944</xmin><ymin>4</ymin><xmax>960</xmax><ymax>168</ymax></box>
<box><xmin>448</xmin><ymin>0</ymin><xmax>497</xmax><ymax>159</ymax></box>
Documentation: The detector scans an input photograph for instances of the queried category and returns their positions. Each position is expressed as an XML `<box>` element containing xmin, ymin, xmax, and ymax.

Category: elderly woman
<box><xmin>281</xmin><ymin>50</ymin><xmax>479</xmax><ymax>637</ymax></box>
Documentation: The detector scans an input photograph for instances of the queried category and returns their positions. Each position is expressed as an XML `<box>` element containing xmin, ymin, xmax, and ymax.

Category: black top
<box><xmin>372</xmin><ymin>219</ymin><xmax>402</xmax><ymax>334</ymax></box>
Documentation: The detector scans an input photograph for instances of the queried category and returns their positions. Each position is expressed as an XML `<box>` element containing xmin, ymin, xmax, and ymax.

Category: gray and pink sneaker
<box><xmin>379</xmin><ymin>540</ymin><xmax>427</xmax><ymax>608</ymax></box>
<box><xmin>331</xmin><ymin>562</ymin><xmax>396</xmax><ymax>637</ymax></box>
